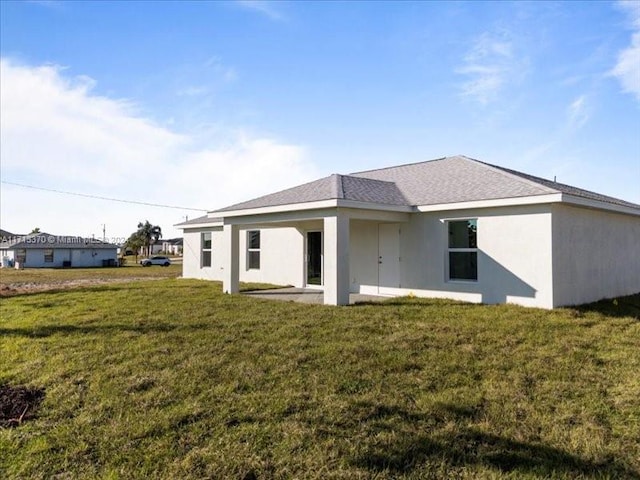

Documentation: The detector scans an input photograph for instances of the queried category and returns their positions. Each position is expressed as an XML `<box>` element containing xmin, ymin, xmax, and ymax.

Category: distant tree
<box><xmin>30</xmin><ymin>227</ymin><xmax>41</xmax><ymax>234</ymax></box>
<box><xmin>135</xmin><ymin>221</ymin><xmax>162</xmax><ymax>257</ymax></box>
<box><xmin>124</xmin><ymin>232</ymin><xmax>145</xmax><ymax>261</ymax></box>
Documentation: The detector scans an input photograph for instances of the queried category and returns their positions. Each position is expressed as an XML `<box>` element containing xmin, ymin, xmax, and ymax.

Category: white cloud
<box><xmin>567</xmin><ymin>95</ymin><xmax>590</xmax><ymax>130</ymax></box>
<box><xmin>235</xmin><ymin>1</ymin><xmax>285</xmax><ymax>21</ymax></box>
<box><xmin>457</xmin><ymin>32</ymin><xmax>524</xmax><ymax>105</ymax></box>
<box><xmin>611</xmin><ymin>1</ymin><xmax>640</xmax><ymax>102</ymax></box>
<box><xmin>0</xmin><ymin>59</ymin><xmax>317</xmax><ymax>238</ymax></box>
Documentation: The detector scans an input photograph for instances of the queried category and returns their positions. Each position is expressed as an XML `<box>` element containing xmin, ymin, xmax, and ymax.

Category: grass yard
<box><xmin>1</xmin><ymin>279</ymin><xmax>639</xmax><ymax>479</ymax></box>
<box><xmin>0</xmin><ymin>263</ymin><xmax>182</xmax><ymax>297</ymax></box>
<box><xmin>0</xmin><ymin>262</ymin><xmax>182</xmax><ymax>285</ymax></box>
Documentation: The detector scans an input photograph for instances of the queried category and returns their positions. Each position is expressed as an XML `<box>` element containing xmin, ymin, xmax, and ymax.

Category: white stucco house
<box><xmin>177</xmin><ymin>156</ymin><xmax>640</xmax><ymax>308</ymax></box>
<box><xmin>161</xmin><ymin>238</ymin><xmax>183</xmax><ymax>256</ymax></box>
<box><xmin>0</xmin><ymin>232</ymin><xmax>119</xmax><ymax>268</ymax></box>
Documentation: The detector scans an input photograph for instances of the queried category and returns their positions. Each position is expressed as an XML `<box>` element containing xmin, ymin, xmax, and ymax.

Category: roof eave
<box><xmin>560</xmin><ymin>194</ymin><xmax>640</xmax><ymax>217</ymax></box>
<box><xmin>210</xmin><ymin>199</ymin><xmax>413</xmax><ymax>219</ymax></box>
<box><xmin>177</xmin><ymin>220</ymin><xmax>224</xmax><ymax>230</ymax></box>
<box><xmin>416</xmin><ymin>193</ymin><xmax>563</xmax><ymax>212</ymax></box>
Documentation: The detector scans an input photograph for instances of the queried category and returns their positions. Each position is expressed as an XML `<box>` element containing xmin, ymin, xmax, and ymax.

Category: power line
<box><xmin>1</xmin><ymin>180</ymin><xmax>208</xmax><ymax>212</ymax></box>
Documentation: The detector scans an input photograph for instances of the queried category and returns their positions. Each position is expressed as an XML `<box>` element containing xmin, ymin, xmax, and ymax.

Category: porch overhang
<box><xmin>212</xmin><ymin>198</ymin><xmax>413</xmax><ymax>219</ymax></box>
<box><xmin>220</xmin><ymin>205</ymin><xmax>410</xmax><ymax>306</ymax></box>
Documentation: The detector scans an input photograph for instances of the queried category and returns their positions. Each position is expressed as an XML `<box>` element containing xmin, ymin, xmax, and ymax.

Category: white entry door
<box><xmin>378</xmin><ymin>223</ymin><xmax>400</xmax><ymax>294</ymax></box>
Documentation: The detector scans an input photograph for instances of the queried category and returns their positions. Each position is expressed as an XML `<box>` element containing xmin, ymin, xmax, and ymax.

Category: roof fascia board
<box><xmin>560</xmin><ymin>194</ymin><xmax>640</xmax><ymax>217</ymax></box>
<box><xmin>416</xmin><ymin>193</ymin><xmax>563</xmax><ymax>212</ymax></box>
<box><xmin>223</xmin><ymin>207</ymin><xmax>339</xmax><ymax>225</ymax></box>
<box><xmin>213</xmin><ymin>200</ymin><xmax>338</xmax><ymax>218</ymax></box>
<box><xmin>181</xmin><ymin>224</ymin><xmax>224</xmax><ymax>232</ymax></box>
<box><xmin>176</xmin><ymin>220</ymin><xmax>224</xmax><ymax>229</ymax></box>
<box><xmin>215</xmin><ymin>199</ymin><xmax>413</xmax><ymax>219</ymax></box>
<box><xmin>336</xmin><ymin>199</ymin><xmax>413</xmax><ymax>212</ymax></box>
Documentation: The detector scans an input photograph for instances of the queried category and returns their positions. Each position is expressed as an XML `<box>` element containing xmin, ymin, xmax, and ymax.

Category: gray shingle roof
<box><xmin>352</xmin><ymin>156</ymin><xmax>558</xmax><ymax>205</ymax></box>
<box><xmin>215</xmin><ymin>174</ymin><xmax>408</xmax><ymax>212</ymax></box>
<box><xmin>0</xmin><ymin>232</ymin><xmax>118</xmax><ymax>250</ymax></box>
<box><xmin>208</xmin><ymin>155</ymin><xmax>639</xmax><ymax>214</ymax></box>
<box><xmin>483</xmin><ymin>162</ymin><xmax>640</xmax><ymax>209</ymax></box>
<box><xmin>175</xmin><ymin>215</ymin><xmax>222</xmax><ymax>227</ymax></box>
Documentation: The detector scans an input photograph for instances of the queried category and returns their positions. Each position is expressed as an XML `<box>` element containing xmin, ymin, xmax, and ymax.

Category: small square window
<box><xmin>449</xmin><ymin>252</ymin><xmax>477</xmax><ymax>281</ymax></box>
<box><xmin>248</xmin><ymin>251</ymin><xmax>260</xmax><ymax>269</ymax></box>
<box><xmin>44</xmin><ymin>249</ymin><xmax>54</xmax><ymax>263</ymax></box>
<box><xmin>449</xmin><ymin>219</ymin><xmax>477</xmax><ymax>248</ymax></box>
<box><xmin>248</xmin><ymin>230</ymin><xmax>260</xmax><ymax>250</ymax></box>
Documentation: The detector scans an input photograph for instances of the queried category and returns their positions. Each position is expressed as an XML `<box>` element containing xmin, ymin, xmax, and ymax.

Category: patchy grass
<box><xmin>0</xmin><ymin>264</ymin><xmax>182</xmax><ymax>286</ymax></box>
<box><xmin>0</xmin><ymin>280</ymin><xmax>638</xmax><ymax>479</ymax></box>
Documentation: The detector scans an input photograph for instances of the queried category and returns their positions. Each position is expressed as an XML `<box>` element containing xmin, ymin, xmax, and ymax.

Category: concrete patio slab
<box><xmin>242</xmin><ymin>287</ymin><xmax>388</xmax><ymax>305</ymax></box>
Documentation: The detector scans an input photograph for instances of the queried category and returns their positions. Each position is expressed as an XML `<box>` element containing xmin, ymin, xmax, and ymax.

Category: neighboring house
<box><xmin>148</xmin><ymin>243</ymin><xmax>164</xmax><ymax>255</ymax></box>
<box><xmin>0</xmin><ymin>229</ymin><xmax>16</xmax><ymax>240</ymax></box>
<box><xmin>176</xmin><ymin>155</ymin><xmax>640</xmax><ymax>308</ymax></box>
<box><xmin>161</xmin><ymin>238</ymin><xmax>183</xmax><ymax>256</ymax></box>
<box><xmin>0</xmin><ymin>232</ymin><xmax>118</xmax><ymax>268</ymax></box>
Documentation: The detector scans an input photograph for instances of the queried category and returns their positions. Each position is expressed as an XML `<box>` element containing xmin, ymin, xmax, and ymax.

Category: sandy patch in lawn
<box><xmin>0</xmin><ymin>277</ymin><xmax>166</xmax><ymax>297</ymax></box>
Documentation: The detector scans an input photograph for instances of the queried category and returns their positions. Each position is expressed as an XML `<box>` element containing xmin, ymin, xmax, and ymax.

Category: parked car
<box><xmin>140</xmin><ymin>256</ymin><xmax>171</xmax><ymax>267</ymax></box>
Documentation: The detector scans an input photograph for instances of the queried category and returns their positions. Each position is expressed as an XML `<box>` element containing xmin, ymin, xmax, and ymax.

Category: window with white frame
<box><xmin>447</xmin><ymin>219</ymin><xmax>477</xmax><ymax>281</ymax></box>
<box><xmin>44</xmin><ymin>249</ymin><xmax>54</xmax><ymax>263</ymax></box>
<box><xmin>201</xmin><ymin>232</ymin><xmax>212</xmax><ymax>267</ymax></box>
<box><xmin>247</xmin><ymin>230</ymin><xmax>260</xmax><ymax>270</ymax></box>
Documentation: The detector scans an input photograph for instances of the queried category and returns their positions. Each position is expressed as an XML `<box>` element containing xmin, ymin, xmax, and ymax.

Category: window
<box><xmin>16</xmin><ymin>249</ymin><xmax>26</xmax><ymax>264</ymax></box>
<box><xmin>448</xmin><ymin>219</ymin><xmax>477</xmax><ymax>281</ymax></box>
<box><xmin>247</xmin><ymin>230</ymin><xmax>260</xmax><ymax>269</ymax></box>
<box><xmin>201</xmin><ymin>232</ymin><xmax>212</xmax><ymax>267</ymax></box>
<box><xmin>44</xmin><ymin>249</ymin><xmax>54</xmax><ymax>263</ymax></box>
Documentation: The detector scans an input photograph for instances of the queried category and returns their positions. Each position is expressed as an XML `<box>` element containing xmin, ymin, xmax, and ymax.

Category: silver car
<box><xmin>140</xmin><ymin>256</ymin><xmax>171</xmax><ymax>267</ymax></box>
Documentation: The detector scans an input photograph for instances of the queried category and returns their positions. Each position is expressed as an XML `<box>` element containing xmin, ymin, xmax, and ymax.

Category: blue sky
<box><xmin>1</xmin><ymin>0</ymin><xmax>639</xmax><ymax>239</ymax></box>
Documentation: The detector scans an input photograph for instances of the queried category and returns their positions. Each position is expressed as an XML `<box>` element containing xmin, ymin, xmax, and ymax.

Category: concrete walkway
<box><xmin>242</xmin><ymin>287</ymin><xmax>388</xmax><ymax>305</ymax></box>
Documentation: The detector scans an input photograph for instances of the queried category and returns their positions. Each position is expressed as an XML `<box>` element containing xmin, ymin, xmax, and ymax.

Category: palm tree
<box><xmin>136</xmin><ymin>221</ymin><xmax>162</xmax><ymax>257</ymax></box>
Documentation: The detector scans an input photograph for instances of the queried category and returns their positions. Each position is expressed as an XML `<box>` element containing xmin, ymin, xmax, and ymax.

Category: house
<box><xmin>161</xmin><ymin>238</ymin><xmax>183</xmax><ymax>256</ymax></box>
<box><xmin>0</xmin><ymin>232</ymin><xmax>119</xmax><ymax>268</ymax></box>
<box><xmin>0</xmin><ymin>229</ymin><xmax>17</xmax><ymax>240</ymax></box>
<box><xmin>176</xmin><ymin>155</ymin><xmax>640</xmax><ymax>308</ymax></box>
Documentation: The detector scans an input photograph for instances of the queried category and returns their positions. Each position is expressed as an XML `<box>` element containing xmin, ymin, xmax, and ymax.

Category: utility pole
<box><xmin>102</xmin><ymin>224</ymin><xmax>106</xmax><ymax>242</ymax></box>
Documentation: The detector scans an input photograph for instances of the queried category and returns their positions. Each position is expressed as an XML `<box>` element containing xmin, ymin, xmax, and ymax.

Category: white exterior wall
<box><xmin>182</xmin><ymin>228</ymin><xmax>225</xmax><ymax>281</ymax></box>
<box><xmin>69</xmin><ymin>249</ymin><xmax>117</xmax><ymax>268</ymax></box>
<box><xmin>4</xmin><ymin>248</ymin><xmax>117</xmax><ymax>268</ymax></box>
<box><xmin>350</xmin><ymin>205</ymin><xmax>555</xmax><ymax>308</ymax></box>
<box><xmin>182</xmin><ymin>226</ymin><xmax>305</xmax><ymax>287</ymax></box>
<box><xmin>238</xmin><ymin>227</ymin><xmax>305</xmax><ymax>286</ymax></box>
<box><xmin>552</xmin><ymin>204</ymin><xmax>640</xmax><ymax>307</ymax></box>
<box><xmin>181</xmin><ymin>202</ymin><xmax>639</xmax><ymax>308</ymax></box>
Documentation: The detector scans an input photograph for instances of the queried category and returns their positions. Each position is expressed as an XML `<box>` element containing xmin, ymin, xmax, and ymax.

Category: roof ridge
<box><xmin>465</xmin><ymin>157</ymin><xmax>559</xmax><ymax>195</ymax></box>
<box><xmin>487</xmin><ymin>162</ymin><xmax>640</xmax><ymax>208</ymax></box>
<box><xmin>341</xmin><ymin>174</ymin><xmax>399</xmax><ymax>185</ymax></box>
<box><xmin>350</xmin><ymin>156</ymin><xmax>448</xmax><ymax>175</ymax></box>
<box><xmin>334</xmin><ymin>173</ymin><xmax>345</xmax><ymax>199</ymax></box>
<box><xmin>212</xmin><ymin>173</ymin><xmax>338</xmax><ymax>212</ymax></box>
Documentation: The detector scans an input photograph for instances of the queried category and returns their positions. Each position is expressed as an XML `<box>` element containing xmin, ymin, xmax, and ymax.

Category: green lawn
<box><xmin>1</xmin><ymin>279</ymin><xmax>639</xmax><ymax>479</ymax></box>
